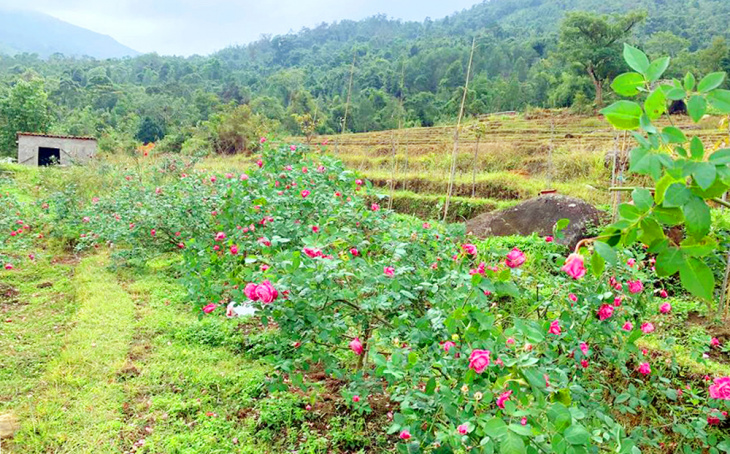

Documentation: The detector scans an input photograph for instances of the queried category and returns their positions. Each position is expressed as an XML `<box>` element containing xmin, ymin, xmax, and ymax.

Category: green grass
<box><xmin>11</xmin><ymin>253</ymin><xmax>136</xmax><ymax>453</ymax></box>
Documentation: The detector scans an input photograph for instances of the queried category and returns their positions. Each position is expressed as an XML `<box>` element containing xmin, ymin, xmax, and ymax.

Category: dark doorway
<box><xmin>38</xmin><ymin>147</ymin><xmax>60</xmax><ymax>166</ymax></box>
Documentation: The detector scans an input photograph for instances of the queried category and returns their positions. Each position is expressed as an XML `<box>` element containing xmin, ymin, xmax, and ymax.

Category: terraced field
<box><xmin>301</xmin><ymin>110</ymin><xmax>729</xmax><ymax>220</ymax></box>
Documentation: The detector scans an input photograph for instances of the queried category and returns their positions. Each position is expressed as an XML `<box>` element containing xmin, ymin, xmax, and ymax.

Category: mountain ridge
<box><xmin>0</xmin><ymin>8</ymin><xmax>139</xmax><ymax>59</ymax></box>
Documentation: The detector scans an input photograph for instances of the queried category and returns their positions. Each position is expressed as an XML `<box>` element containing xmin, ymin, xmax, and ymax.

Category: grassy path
<box><xmin>12</xmin><ymin>254</ymin><xmax>136</xmax><ymax>453</ymax></box>
<box><xmin>3</xmin><ymin>253</ymin><xmax>276</xmax><ymax>453</ymax></box>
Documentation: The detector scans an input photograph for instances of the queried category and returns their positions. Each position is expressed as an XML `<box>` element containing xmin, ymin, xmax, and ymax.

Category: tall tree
<box><xmin>558</xmin><ymin>11</ymin><xmax>646</xmax><ymax>107</ymax></box>
<box><xmin>0</xmin><ymin>76</ymin><xmax>53</xmax><ymax>155</ymax></box>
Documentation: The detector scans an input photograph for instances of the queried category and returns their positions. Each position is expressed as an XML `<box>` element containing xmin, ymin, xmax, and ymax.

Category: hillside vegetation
<box><xmin>3</xmin><ymin>0</ymin><xmax>730</xmax><ymax>157</ymax></box>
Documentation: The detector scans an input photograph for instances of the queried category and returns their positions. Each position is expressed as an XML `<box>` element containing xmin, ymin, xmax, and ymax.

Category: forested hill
<box><xmin>2</xmin><ymin>0</ymin><xmax>730</xmax><ymax>157</ymax></box>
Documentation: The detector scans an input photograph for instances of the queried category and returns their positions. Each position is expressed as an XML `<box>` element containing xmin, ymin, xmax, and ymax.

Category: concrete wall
<box><xmin>17</xmin><ymin>135</ymin><xmax>97</xmax><ymax>166</ymax></box>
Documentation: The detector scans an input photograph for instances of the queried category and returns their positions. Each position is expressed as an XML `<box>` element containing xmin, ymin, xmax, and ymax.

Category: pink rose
<box><xmin>580</xmin><ymin>359</ymin><xmax>589</xmax><ymax>368</ymax></box>
<box><xmin>256</xmin><ymin>159</ymin><xmax>263</xmax><ymax>168</ymax></box>
<box><xmin>150</xmin><ymin>229</ymin><xmax>156</xmax><ymax>237</ymax></box>
<box><xmin>622</xmin><ymin>321</ymin><xmax>633</xmax><ymax>331</ymax></box>
<box><xmin>371</xmin><ymin>203</ymin><xmax>380</xmax><ymax>212</ymax></box>
<box><xmin>711</xmin><ymin>337</ymin><xmax>721</xmax><ymax>347</ymax></box>
<box><xmin>597</xmin><ymin>304</ymin><xmax>614</xmax><ymax>320</ymax></box>
<box><xmin>442</xmin><ymin>341</ymin><xmax>456</xmax><ymax>353</ymax></box>
<box><xmin>659</xmin><ymin>289</ymin><xmax>668</xmax><ymax>298</ymax></box>
<box><xmin>545</xmin><ymin>236</ymin><xmax>554</xmax><ymax>243</ymax></box>
<box><xmin>352</xmin><ymin>395</ymin><xmax>360</xmax><ymax>403</ymax></box>
<box><xmin>260</xmin><ymin>137</ymin><xmax>267</xmax><ymax>144</ymax></box>
<box><xmin>496</xmin><ymin>389</ymin><xmax>513</xmax><ymax>409</ymax></box>
<box><xmin>202</xmin><ymin>303</ymin><xmax>217</xmax><ymax>314</ymax></box>
<box><xmin>568</xmin><ymin>293</ymin><xmax>578</xmax><ymax>302</ymax></box>
<box><xmin>638</xmin><ymin>362</ymin><xmax>651</xmax><ymax>375</ymax></box>
<box><xmin>215</xmin><ymin>231</ymin><xmax>226</xmax><ymax>241</ymax></box>
<box><xmin>549</xmin><ymin>320</ymin><xmax>561</xmax><ymax>335</ymax></box>
<box><xmin>709</xmin><ymin>377</ymin><xmax>730</xmax><ymax>400</ymax></box>
<box><xmin>520</xmin><ymin>417</ymin><xmax>528</xmax><ymax>426</ymax></box>
<box><xmin>349</xmin><ymin>248</ymin><xmax>359</xmax><ymax>256</ymax></box>
<box><xmin>230</xmin><ymin>244</ymin><xmax>239</xmax><ymax>255</ymax></box>
<box><xmin>627</xmin><ymin>258</ymin><xmax>636</xmax><ymax>267</ymax></box>
<box><xmin>505</xmin><ymin>248</ymin><xmax>526</xmax><ymax>268</ymax></box>
<box><xmin>659</xmin><ymin>303</ymin><xmax>671</xmax><ymax>314</ymax></box>
<box><xmin>399</xmin><ymin>430</ymin><xmax>411</xmax><ymax>440</ymax></box>
<box><xmin>355</xmin><ymin>179</ymin><xmax>363</xmax><ymax>186</ymax></box>
<box><xmin>4</xmin><ymin>263</ymin><xmax>13</xmax><ymax>270</ymax></box>
<box><xmin>579</xmin><ymin>342</ymin><xmax>589</xmax><ymax>355</ymax></box>
<box><xmin>457</xmin><ymin>424</ymin><xmax>468</xmax><ymax>435</ymax></box>
<box><xmin>255</xmin><ymin>280</ymin><xmax>278</xmax><ymax>303</ymax></box>
<box><xmin>561</xmin><ymin>253</ymin><xmax>586</xmax><ymax>279</ymax></box>
<box><xmin>384</xmin><ymin>266</ymin><xmax>395</xmax><ymax>277</ymax></box>
<box><xmin>244</xmin><ymin>283</ymin><xmax>258</xmax><ymax>301</ymax></box>
<box><xmin>303</xmin><ymin>247</ymin><xmax>322</xmax><ymax>258</ymax></box>
<box><xmin>506</xmin><ymin>338</ymin><xmax>515</xmax><ymax>346</ymax></box>
<box><xmin>461</xmin><ymin>244</ymin><xmax>477</xmax><ymax>255</ymax></box>
<box><xmin>290</xmin><ymin>145</ymin><xmax>297</xmax><ymax>151</ymax></box>
<box><xmin>641</xmin><ymin>322</ymin><xmax>655</xmax><ymax>334</ymax></box>
<box><xmin>468</xmin><ymin>349</ymin><xmax>491</xmax><ymax>374</ymax></box>
<box><xmin>628</xmin><ymin>280</ymin><xmax>643</xmax><ymax>294</ymax></box>
<box><xmin>350</xmin><ymin>337</ymin><xmax>363</xmax><ymax>355</ymax></box>
<box><xmin>301</xmin><ymin>190</ymin><xmax>310</xmax><ymax>198</ymax></box>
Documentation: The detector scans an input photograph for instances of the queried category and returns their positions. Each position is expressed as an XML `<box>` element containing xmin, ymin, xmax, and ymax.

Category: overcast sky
<box><xmin>0</xmin><ymin>0</ymin><xmax>483</xmax><ymax>56</ymax></box>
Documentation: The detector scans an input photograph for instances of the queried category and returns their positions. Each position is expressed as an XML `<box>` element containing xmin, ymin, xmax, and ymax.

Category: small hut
<box><xmin>16</xmin><ymin>133</ymin><xmax>97</xmax><ymax>166</ymax></box>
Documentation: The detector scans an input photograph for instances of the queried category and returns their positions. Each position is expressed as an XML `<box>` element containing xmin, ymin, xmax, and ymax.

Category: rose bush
<box><xmin>38</xmin><ymin>47</ymin><xmax>730</xmax><ymax>452</ymax></box>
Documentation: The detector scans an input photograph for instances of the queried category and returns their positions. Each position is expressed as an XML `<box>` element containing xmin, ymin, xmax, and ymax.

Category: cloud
<box><xmin>0</xmin><ymin>0</ymin><xmax>482</xmax><ymax>55</ymax></box>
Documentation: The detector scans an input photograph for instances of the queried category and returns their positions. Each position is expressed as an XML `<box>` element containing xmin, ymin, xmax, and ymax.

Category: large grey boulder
<box><xmin>465</xmin><ymin>194</ymin><xmax>606</xmax><ymax>249</ymax></box>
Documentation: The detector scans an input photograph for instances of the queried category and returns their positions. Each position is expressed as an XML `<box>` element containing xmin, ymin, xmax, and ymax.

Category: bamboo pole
<box><xmin>610</xmin><ymin>134</ymin><xmax>619</xmax><ymax>222</ymax></box>
<box><xmin>342</xmin><ymin>51</ymin><xmax>356</xmax><ymax>136</ymax></box>
<box><xmin>472</xmin><ymin>136</ymin><xmax>479</xmax><ymax>198</ymax></box>
<box><xmin>443</xmin><ymin>36</ymin><xmax>476</xmax><ymax>223</ymax></box>
<box><xmin>388</xmin><ymin>131</ymin><xmax>396</xmax><ymax>210</ymax></box>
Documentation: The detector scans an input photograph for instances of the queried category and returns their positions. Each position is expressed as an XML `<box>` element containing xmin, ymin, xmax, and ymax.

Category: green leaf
<box><xmin>500</xmin><ymin>432</ymin><xmax>526</xmax><ymax>454</ymax></box>
<box><xmin>688</xmin><ymin>95</ymin><xmax>707</xmax><ymax>123</ymax></box>
<box><xmin>623</xmin><ymin>44</ymin><xmax>650</xmax><ymax>75</ymax></box>
<box><xmin>611</xmin><ymin>72</ymin><xmax>645</xmax><ymax>97</ymax></box>
<box><xmin>600</xmin><ymin>101</ymin><xmax>643</xmax><ymax>130</ymax></box>
<box><xmin>684</xmin><ymin>72</ymin><xmax>696</xmax><ymax>91</ymax></box>
<box><xmin>646</xmin><ymin>57</ymin><xmax>670</xmax><ymax>83</ymax></box>
<box><xmin>679</xmin><ymin>257</ymin><xmax>715</xmax><ymax>301</ymax></box>
<box><xmin>707</xmin><ymin>89</ymin><xmax>730</xmax><ymax>113</ymax></box>
<box><xmin>697</xmin><ymin>72</ymin><xmax>726</xmax><ymax>93</ymax></box>
<box><xmin>548</xmin><ymin>403</ymin><xmax>572</xmax><ymax>433</ymax></box>
<box><xmin>644</xmin><ymin>89</ymin><xmax>667</xmax><ymax>120</ymax></box>
<box><xmin>666</xmin><ymin>87</ymin><xmax>686</xmax><ymax>101</ymax></box>
<box><xmin>564</xmin><ymin>425</ymin><xmax>591</xmax><ymax>445</ymax></box>
<box><xmin>594</xmin><ymin>241</ymin><xmax>617</xmax><ymax>266</ymax></box>
<box><xmin>709</xmin><ymin>148</ymin><xmax>730</xmax><ymax>164</ymax></box>
<box><xmin>693</xmin><ymin>162</ymin><xmax>717</xmax><ymax>190</ymax></box>
<box><xmin>664</xmin><ymin>183</ymin><xmax>691</xmax><ymax>208</ymax></box>
<box><xmin>690</xmin><ymin>136</ymin><xmax>705</xmax><ymax>160</ymax></box>
<box><xmin>591</xmin><ymin>251</ymin><xmax>605</xmax><ymax>277</ymax></box>
<box><xmin>508</xmin><ymin>424</ymin><xmax>533</xmax><ymax>436</ymax></box>
<box><xmin>425</xmin><ymin>377</ymin><xmax>436</xmax><ymax>395</ymax></box>
<box><xmin>484</xmin><ymin>417</ymin><xmax>508</xmax><ymax>441</ymax></box>
<box><xmin>662</xmin><ymin>126</ymin><xmax>687</xmax><ymax>144</ymax></box>
<box><xmin>683</xmin><ymin>196</ymin><xmax>711</xmax><ymax>239</ymax></box>
<box><xmin>632</xmin><ymin>188</ymin><xmax>654</xmax><ymax>212</ymax></box>
<box><xmin>656</xmin><ymin>247</ymin><xmax>684</xmax><ymax>277</ymax></box>
<box><xmin>681</xmin><ymin>237</ymin><xmax>718</xmax><ymax>257</ymax></box>
<box><xmin>639</xmin><ymin>218</ymin><xmax>665</xmax><ymax>245</ymax></box>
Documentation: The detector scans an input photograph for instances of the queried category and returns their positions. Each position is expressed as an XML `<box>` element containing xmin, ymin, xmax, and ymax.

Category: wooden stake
<box><xmin>388</xmin><ymin>131</ymin><xmax>396</xmax><ymax>210</ymax></box>
<box><xmin>443</xmin><ymin>36</ymin><xmax>476</xmax><ymax>222</ymax></box>
<box><xmin>342</xmin><ymin>51</ymin><xmax>356</xmax><ymax>136</ymax></box>
<box><xmin>610</xmin><ymin>134</ymin><xmax>619</xmax><ymax>222</ymax></box>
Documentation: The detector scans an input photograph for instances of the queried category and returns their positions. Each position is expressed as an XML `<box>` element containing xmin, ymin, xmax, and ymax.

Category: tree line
<box><xmin>2</xmin><ymin>0</ymin><xmax>730</xmax><ymax>156</ymax></box>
